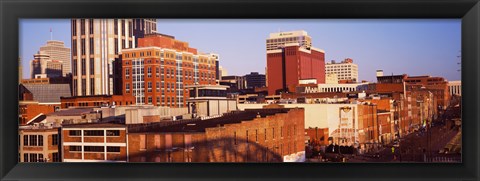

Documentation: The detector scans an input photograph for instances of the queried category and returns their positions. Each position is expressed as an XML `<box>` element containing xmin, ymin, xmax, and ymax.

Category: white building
<box><xmin>448</xmin><ymin>80</ymin><xmax>461</xmax><ymax>96</ymax></box>
<box><xmin>296</xmin><ymin>83</ymin><xmax>369</xmax><ymax>94</ymax></box>
<box><xmin>266</xmin><ymin>30</ymin><xmax>312</xmax><ymax>51</ymax></box>
<box><xmin>325</xmin><ymin>58</ymin><xmax>359</xmax><ymax>82</ymax></box>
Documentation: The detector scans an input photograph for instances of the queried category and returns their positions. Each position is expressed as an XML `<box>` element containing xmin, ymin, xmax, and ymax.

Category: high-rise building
<box><xmin>39</xmin><ymin>40</ymin><xmax>71</xmax><ymax>77</ymax></box>
<box><xmin>30</xmin><ymin>51</ymin><xmax>62</xmax><ymax>78</ymax></box>
<box><xmin>121</xmin><ymin>33</ymin><xmax>218</xmax><ymax>107</ymax></box>
<box><xmin>132</xmin><ymin>19</ymin><xmax>157</xmax><ymax>47</ymax></box>
<box><xmin>245</xmin><ymin>72</ymin><xmax>266</xmax><ymax>89</ymax></box>
<box><xmin>266</xmin><ymin>30</ymin><xmax>312</xmax><ymax>51</ymax></box>
<box><xmin>266</xmin><ymin>30</ymin><xmax>325</xmax><ymax>95</ymax></box>
<box><xmin>71</xmin><ymin>19</ymin><xmax>136</xmax><ymax>96</ymax></box>
<box><xmin>325</xmin><ymin>58</ymin><xmax>359</xmax><ymax>83</ymax></box>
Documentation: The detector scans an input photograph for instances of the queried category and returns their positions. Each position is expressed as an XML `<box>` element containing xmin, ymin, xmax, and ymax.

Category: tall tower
<box><xmin>266</xmin><ymin>30</ymin><xmax>325</xmax><ymax>95</ymax></box>
<box><xmin>71</xmin><ymin>19</ymin><xmax>135</xmax><ymax>96</ymax></box>
<box><xmin>39</xmin><ymin>40</ymin><xmax>71</xmax><ymax>77</ymax></box>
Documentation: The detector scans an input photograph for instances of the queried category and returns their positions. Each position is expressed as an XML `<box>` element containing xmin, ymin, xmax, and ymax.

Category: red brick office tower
<box><xmin>266</xmin><ymin>30</ymin><xmax>325</xmax><ymax>95</ymax></box>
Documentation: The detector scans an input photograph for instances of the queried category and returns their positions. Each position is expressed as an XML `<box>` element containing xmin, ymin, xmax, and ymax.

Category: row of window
<box><xmin>124</xmin><ymin>52</ymin><xmax>215</xmax><ymax>64</ymax></box>
<box><xmin>69</xmin><ymin>130</ymin><xmax>120</xmax><ymax>137</ymax></box>
<box><xmin>23</xmin><ymin>135</ymin><xmax>60</xmax><ymax>147</ymax></box>
<box><xmin>69</xmin><ymin>146</ymin><xmax>121</xmax><ymax>153</ymax></box>
<box><xmin>232</xmin><ymin>126</ymin><xmax>298</xmax><ymax>145</ymax></box>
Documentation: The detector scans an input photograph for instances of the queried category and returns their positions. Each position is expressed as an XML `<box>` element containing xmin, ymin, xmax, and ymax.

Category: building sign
<box><xmin>296</xmin><ymin>85</ymin><xmax>320</xmax><ymax>94</ymax></box>
<box><xmin>340</xmin><ymin>107</ymin><xmax>354</xmax><ymax>128</ymax></box>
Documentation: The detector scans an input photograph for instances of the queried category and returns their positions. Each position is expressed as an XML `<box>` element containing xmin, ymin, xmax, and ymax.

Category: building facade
<box><xmin>266</xmin><ymin>44</ymin><xmax>325</xmax><ymax>95</ymax></box>
<box><xmin>266</xmin><ymin>30</ymin><xmax>312</xmax><ymax>51</ymax></box>
<box><xmin>30</xmin><ymin>51</ymin><xmax>62</xmax><ymax>78</ymax></box>
<box><xmin>127</xmin><ymin>108</ymin><xmax>306</xmax><ymax>162</ymax></box>
<box><xmin>448</xmin><ymin>80</ymin><xmax>461</xmax><ymax>96</ymax></box>
<box><xmin>121</xmin><ymin>34</ymin><xmax>217</xmax><ymax>107</ymax></box>
<box><xmin>62</xmin><ymin>123</ymin><xmax>127</xmax><ymax>162</ymax></box>
<box><xmin>39</xmin><ymin>40</ymin><xmax>71</xmax><ymax>76</ymax></box>
<box><xmin>71</xmin><ymin>19</ymin><xmax>136</xmax><ymax>96</ymax></box>
<box><xmin>245</xmin><ymin>72</ymin><xmax>266</xmax><ymax>89</ymax></box>
<box><xmin>19</xmin><ymin>126</ymin><xmax>61</xmax><ymax>162</ymax></box>
<box><xmin>325</xmin><ymin>58</ymin><xmax>359</xmax><ymax>83</ymax></box>
<box><xmin>266</xmin><ymin>30</ymin><xmax>325</xmax><ymax>95</ymax></box>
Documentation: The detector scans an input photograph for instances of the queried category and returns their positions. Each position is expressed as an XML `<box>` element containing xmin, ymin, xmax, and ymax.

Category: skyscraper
<box><xmin>71</xmin><ymin>19</ymin><xmax>135</xmax><ymax>96</ymax></box>
<box><xmin>39</xmin><ymin>40</ymin><xmax>71</xmax><ymax>77</ymax></box>
<box><xmin>266</xmin><ymin>30</ymin><xmax>325</xmax><ymax>95</ymax></box>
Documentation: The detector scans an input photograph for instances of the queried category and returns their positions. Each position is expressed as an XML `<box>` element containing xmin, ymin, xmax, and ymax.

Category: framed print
<box><xmin>1</xmin><ymin>0</ymin><xmax>479</xmax><ymax>181</ymax></box>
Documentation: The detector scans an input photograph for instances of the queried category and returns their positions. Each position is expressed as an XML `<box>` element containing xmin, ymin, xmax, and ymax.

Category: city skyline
<box><xmin>20</xmin><ymin>19</ymin><xmax>461</xmax><ymax>82</ymax></box>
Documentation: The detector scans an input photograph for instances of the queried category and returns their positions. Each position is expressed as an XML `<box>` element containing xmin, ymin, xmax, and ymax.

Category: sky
<box><xmin>20</xmin><ymin>19</ymin><xmax>461</xmax><ymax>82</ymax></box>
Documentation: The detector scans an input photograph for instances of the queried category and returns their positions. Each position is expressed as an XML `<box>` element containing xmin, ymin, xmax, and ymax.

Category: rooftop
<box><xmin>21</xmin><ymin>84</ymin><xmax>71</xmax><ymax>103</ymax></box>
<box><xmin>128</xmin><ymin>108</ymin><xmax>297</xmax><ymax>133</ymax></box>
<box><xmin>62</xmin><ymin>123</ymin><xmax>126</xmax><ymax>128</ymax></box>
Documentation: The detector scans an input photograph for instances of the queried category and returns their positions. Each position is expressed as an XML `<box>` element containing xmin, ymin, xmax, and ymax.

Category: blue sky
<box><xmin>20</xmin><ymin>19</ymin><xmax>461</xmax><ymax>82</ymax></box>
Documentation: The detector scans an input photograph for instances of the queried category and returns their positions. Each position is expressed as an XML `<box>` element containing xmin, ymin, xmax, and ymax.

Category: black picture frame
<box><xmin>1</xmin><ymin>0</ymin><xmax>479</xmax><ymax>180</ymax></box>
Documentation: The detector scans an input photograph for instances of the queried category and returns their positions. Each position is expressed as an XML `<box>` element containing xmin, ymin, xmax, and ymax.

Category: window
<box><xmin>29</xmin><ymin>135</ymin><xmax>37</xmax><ymax>146</ymax></box>
<box><xmin>89</xmin><ymin>58</ymin><xmax>94</xmax><ymax>75</ymax></box>
<box><xmin>107</xmin><ymin>146</ymin><xmax>121</xmax><ymax>153</ymax></box>
<box><xmin>23</xmin><ymin>135</ymin><xmax>28</xmax><ymax>146</ymax></box>
<box><xmin>24</xmin><ymin>153</ymin><xmax>28</xmax><ymax>162</ymax></box>
<box><xmin>89</xmin><ymin>38</ymin><xmax>94</xmax><ymax>54</ymax></box>
<box><xmin>264</xmin><ymin>129</ymin><xmax>267</xmax><ymax>141</ymax></box>
<box><xmin>72</xmin><ymin>19</ymin><xmax>77</xmax><ymax>36</ymax></box>
<box><xmin>52</xmin><ymin>134</ymin><xmax>59</xmax><ymax>145</ymax></box>
<box><xmin>255</xmin><ymin>129</ymin><xmax>258</xmax><ymax>142</ymax></box>
<box><xmin>72</xmin><ymin>40</ymin><xmax>77</xmax><ymax>56</ymax></box>
<box><xmin>147</xmin><ymin>67</ymin><xmax>152</xmax><ymax>77</ymax></box>
<box><xmin>246</xmin><ymin>130</ymin><xmax>249</xmax><ymax>143</ymax></box>
<box><xmin>106</xmin><ymin>130</ymin><xmax>120</xmax><ymax>136</ymax></box>
<box><xmin>84</xmin><ymin>130</ymin><xmax>104</xmax><ymax>136</ymax></box>
<box><xmin>30</xmin><ymin>153</ymin><xmax>38</xmax><ymax>162</ymax></box>
<box><xmin>52</xmin><ymin>152</ymin><xmax>59</xmax><ymax>162</ymax></box>
<box><xmin>234</xmin><ymin>132</ymin><xmax>237</xmax><ymax>145</ymax></box>
<box><xmin>156</xmin><ymin>82</ymin><xmax>160</xmax><ymax>92</ymax></box>
<box><xmin>272</xmin><ymin>128</ymin><xmax>275</xmax><ymax>139</ymax></box>
<box><xmin>69</xmin><ymin>130</ymin><xmax>81</xmax><ymax>136</ymax></box>
<box><xmin>126</xmin><ymin>83</ymin><xmax>130</xmax><ymax>93</ymax></box>
<box><xmin>114</xmin><ymin>38</ymin><xmax>118</xmax><ymax>54</ymax></box>
<box><xmin>147</xmin><ymin>82</ymin><xmax>152</xmax><ymax>92</ymax></box>
<box><xmin>38</xmin><ymin>135</ymin><xmax>43</xmax><ymax>146</ymax></box>
<box><xmin>39</xmin><ymin>154</ymin><xmax>44</xmax><ymax>162</ymax></box>
<box><xmin>84</xmin><ymin>146</ymin><xmax>104</xmax><ymax>152</ymax></box>
<box><xmin>81</xmin><ymin>39</ymin><xmax>85</xmax><ymax>55</ymax></box>
<box><xmin>81</xmin><ymin>59</ymin><xmax>86</xmax><ymax>75</ymax></box>
<box><xmin>80</xmin><ymin>19</ymin><xmax>85</xmax><ymax>35</ymax></box>
<box><xmin>121</xmin><ymin>20</ymin><xmax>125</xmax><ymax>36</ymax></box>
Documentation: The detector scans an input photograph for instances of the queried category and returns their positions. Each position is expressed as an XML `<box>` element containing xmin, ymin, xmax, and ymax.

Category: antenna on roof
<box><xmin>50</xmin><ymin>27</ymin><xmax>53</xmax><ymax>40</ymax></box>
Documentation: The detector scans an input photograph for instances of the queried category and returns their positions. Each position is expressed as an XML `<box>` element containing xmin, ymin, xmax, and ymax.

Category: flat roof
<box><xmin>62</xmin><ymin>123</ymin><xmax>126</xmax><ymax>128</ymax></box>
<box><xmin>128</xmin><ymin>108</ymin><xmax>297</xmax><ymax>133</ymax></box>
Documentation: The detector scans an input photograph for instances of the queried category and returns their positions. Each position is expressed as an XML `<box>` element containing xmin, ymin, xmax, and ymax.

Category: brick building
<box><xmin>266</xmin><ymin>30</ymin><xmax>325</xmax><ymax>95</ymax></box>
<box><xmin>60</xmin><ymin>95</ymin><xmax>135</xmax><ymax>108</ymax></box>
<box><xmin>404</xmin><ymin>75</ymin><xmax>449</xmax><ymax>110</ymax></box>
<box><xmin>120</xmin><ymin>33</ymin><xmax>217</xmax><ymax>107</ymax></box>
<box><xmin>127</xmin><ymin>108</ymin><xmax>305</xmax><ymax>162</ymax></box>
<box><xmin>19</xmin><ymin>126</ymin><xmax>61</xmax><ymax>162</ymax></box>
<box><xmin>61</xmin><ymin>123</ymin><xmax>127</xmax><ymax>162</ymax></box>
